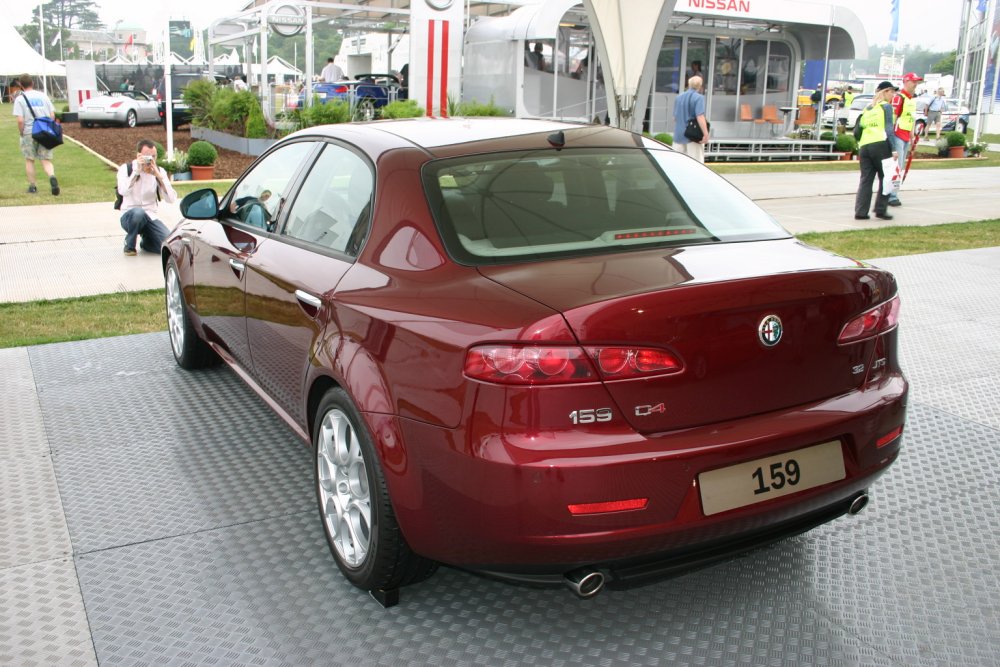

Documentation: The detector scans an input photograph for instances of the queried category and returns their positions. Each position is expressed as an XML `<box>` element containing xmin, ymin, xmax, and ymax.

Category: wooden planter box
<box><xmin>190</xmin><ymin>126</ymin><xmax>277</xmax><ymax>157</ymax></box>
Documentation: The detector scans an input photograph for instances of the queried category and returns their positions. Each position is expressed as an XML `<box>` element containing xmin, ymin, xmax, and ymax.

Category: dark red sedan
<box><xmin>164</xmin><ymin>118</ymin><xmax>907</xmax><ymax>600</ymax></box>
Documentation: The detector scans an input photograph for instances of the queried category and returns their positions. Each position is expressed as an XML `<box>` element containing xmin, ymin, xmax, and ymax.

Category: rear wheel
<box><xmin>314</xmin><ymin>388</ymin><xmax>436</xmax><ymax>591</ymax></box>
<box><xmin>165</xmin><ymin>257</ymin><xmax>216</xmax><ymax>369</ymax></box>
<box><xmin>356</xmin><ymin>98</ymin><xmax>376</xmax><ymax>122</ymax></box>
<box><xmin>126</xmin><ymin>110</ymin><xmax>137</xmax><ymax>127</ymax></box>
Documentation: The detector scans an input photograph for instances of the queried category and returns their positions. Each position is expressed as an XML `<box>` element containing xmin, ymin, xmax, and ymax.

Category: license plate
<box><xmin>698</xmin><ymin>441</ymin><xmax>845</xmax><ymax>516</ymax></box>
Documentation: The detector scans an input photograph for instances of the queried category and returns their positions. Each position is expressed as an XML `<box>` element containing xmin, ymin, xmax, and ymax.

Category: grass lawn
<box><xmin>0</xmin><ymin>103</ymin><xmax>118</xmax><ymax>205</ymax></box>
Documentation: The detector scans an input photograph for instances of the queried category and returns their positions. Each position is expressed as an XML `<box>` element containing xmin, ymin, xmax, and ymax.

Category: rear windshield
<box><xmin>422</xmin><ymin>147</ymin><xmax>789</xmax><ymax>265</ymax></box>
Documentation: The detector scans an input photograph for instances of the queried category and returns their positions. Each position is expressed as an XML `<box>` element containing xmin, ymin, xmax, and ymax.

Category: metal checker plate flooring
<box><xmin>2</xmin><ymin>248</ymin><xmax>999</xmax><ymax>666</ymax></box>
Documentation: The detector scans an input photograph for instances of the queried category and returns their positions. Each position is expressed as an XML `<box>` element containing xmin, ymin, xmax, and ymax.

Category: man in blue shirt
<box><xmin>11</xmin><ymin>74</ymin><xmax>59</xmax><ymax>195</ymax></box>
<box><xmin>672</xmin><ymin>75</ymin><xmax>709</xmax><ymax>163</ymax></box>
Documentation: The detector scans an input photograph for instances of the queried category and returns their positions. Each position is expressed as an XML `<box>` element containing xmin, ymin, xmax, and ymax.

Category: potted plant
<box><xmin>967</xmin><ymin>141</ymin><xmax>988</xmax><ymax>158</ymax></box>
<box><xmin>834</xmin><ymin>133</ymin><xmax>857</xmax><ymax>160</ymax></box>
<box><xmin>187</xmin><ymin>141</ymin><xmax>218</xmax><ymax>180</ymax></box>
<box><xmin>170</xmin><ymin>150</ymin><xmax>191</xmax><ymax>181</ymax></box>
<box><xmin>945</xmin><ymin>131</ymin><xmax>967</xmax><ymax>158</ymax></box>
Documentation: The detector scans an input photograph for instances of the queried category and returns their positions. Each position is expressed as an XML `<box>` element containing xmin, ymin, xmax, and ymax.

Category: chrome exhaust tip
<box><xmin>563</xmin><ymin>568</ymin><xmax>606</xmax><ymax>599</ymax></box>
<box><xmin>848</xmin><ymin>493</ymin><xmax>870</xmax><ymax>515</ymax></box>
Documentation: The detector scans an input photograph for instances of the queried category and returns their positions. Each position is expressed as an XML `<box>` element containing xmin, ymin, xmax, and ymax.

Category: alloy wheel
<box><xmin>317</xmin><ymin>408</ymin><xmax>372</xmax><ymax>568</ymax></box>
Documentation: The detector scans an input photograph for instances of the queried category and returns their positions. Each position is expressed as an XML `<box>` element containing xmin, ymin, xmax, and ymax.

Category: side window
<box><xmin>283</xmin><ymin>143</ymin><xmax>373</xmax><ymax>255</ymax></box>
<box><xmin>226</xmin><ymin>142</ymin><xmax>314</xmax><ymax>231</ymax></box>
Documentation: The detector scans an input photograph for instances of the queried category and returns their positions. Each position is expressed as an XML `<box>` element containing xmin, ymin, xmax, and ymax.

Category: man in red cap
<box><xmin>888</xmin><ymin>72</ymin><xmax>922</xmax><ymax>206</ymax></box>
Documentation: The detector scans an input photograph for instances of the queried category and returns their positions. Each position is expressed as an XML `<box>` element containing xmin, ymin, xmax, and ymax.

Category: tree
<box><xmin>930</xmin><ymin>51</ymin><xmax>957</xmax><ymax>75</ymax></box>
<box><xmin>42</xmin><ymin>0</ymin><xmax>103</xmax><ymax>30</ymax></box>
<box><xmin>16</xmin><ymin>23</ymin><xmax>73</xmax><ymax>61</ymax></box>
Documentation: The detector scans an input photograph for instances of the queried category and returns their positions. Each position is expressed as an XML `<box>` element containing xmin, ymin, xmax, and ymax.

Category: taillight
<box><xmin>333</xmin><ymin>85</ymin><xmax>349</xmax><ymax>93</ymax></box>
<box><xmin>838</xmin><ymin>295</ymin><xmax>900</xmax><ymax>344</ymax></box>
<box><xmin>464</xmin><ymin>345</ymin><xmax>683</xmax><ymax>385</ymax></box>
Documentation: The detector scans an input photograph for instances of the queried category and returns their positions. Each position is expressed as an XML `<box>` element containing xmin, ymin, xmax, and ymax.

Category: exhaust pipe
<box><xmin>848</xmin><ymin>493</ymin><xmax>870</xmax><ymax>515</ymax></box>
<box><xmin>563</xmin><ymin>568</ymin><xmax>606</xmax><ymax>599</ymax></box>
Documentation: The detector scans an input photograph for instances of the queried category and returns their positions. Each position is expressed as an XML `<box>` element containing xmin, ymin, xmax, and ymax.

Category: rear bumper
<box><xmin>379</xmin><ymin>374</ymin><xmax>907</xmax><ymax>572</ymax></box>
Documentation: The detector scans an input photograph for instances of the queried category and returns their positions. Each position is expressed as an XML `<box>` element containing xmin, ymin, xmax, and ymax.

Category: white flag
<box><xmin>51</xmin><ymin>31</ymin><xmax>62</xmax><ymax>47</ymax></box>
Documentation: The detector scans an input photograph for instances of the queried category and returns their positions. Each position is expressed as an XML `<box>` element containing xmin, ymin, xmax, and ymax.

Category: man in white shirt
<box><xmin>11</xmin><ymin>74</ymin><xmax>59</xmax><ymax>195</ymax></box>
<box><xmin>233</xmin><ymin>75</ymin><xmax>248</xmax><ymax>92</ymax></box>
<box><xmin>117</xmin><ymin>139</ymin><xmax>178</xmax><ymax>256</ymax></box>
<box><xmin>320</xmin><ymin>57</ymin><xmax>345</xmax><ymax>83</ymax></box>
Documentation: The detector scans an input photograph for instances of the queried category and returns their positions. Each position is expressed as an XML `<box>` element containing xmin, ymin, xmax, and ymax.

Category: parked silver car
<box><xmin>821</xmin><ymin>94</ymin><xmax>873</xmax><ymax>129</ymax></box>
<box><xmin>79</xmin><ymin>91</ymin><xmax>161</xmax><ymax>128</ymax></box>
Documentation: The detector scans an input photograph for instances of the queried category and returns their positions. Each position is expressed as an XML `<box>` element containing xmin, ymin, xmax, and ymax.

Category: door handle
<box><xmin>229</xmin><ymin>258</ymin><xmax>245</xmax><ymax>271</ymax></box>
<box><xmin>295</xmin><ymin>289</ymin><xmax>322</xmax><ymax>310</ymax></box>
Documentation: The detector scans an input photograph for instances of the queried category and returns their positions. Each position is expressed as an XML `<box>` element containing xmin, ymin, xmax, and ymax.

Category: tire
<box><xmin>314</xmin><ymin>388</ymin><xmax>436</xmax><ymax>591</ymax></box>
<box><xmin>165</xmin><ymin>257</ymin><xmax>217</xmax><ymax>369</ymax></box>
<box><xmin>960</xmin><ymin>119</ymin><xmax>968</xmax><ymax>134</ymax></box>
<box><xmin>126</xmin><ymin>110</ymin><xmax>137</xmax><ymax>128</ymax></box>
<box><xmin>81</xmin><ymin>120</ymin><xmax>92</xmax><ymax>128</ymax></box>
<box><xmin>356</xmin><ymin>98</ymin><xmax>376</xmax><ymax>122</ymax></box>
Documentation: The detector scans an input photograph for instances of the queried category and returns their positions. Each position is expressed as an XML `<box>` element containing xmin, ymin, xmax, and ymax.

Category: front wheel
<box><xmin>165</xmin><ymin>257</ymin><xmax>216</xmax><ymax>369</ymax></box>
<box><xmin>126</xmin><ymin>110</ymin><xmax>137</xmax><ymax>128</ymax></box>
<box><xmin>314</xmin><ymin>388</ymin><xmax>436</xmax><ymax>591</ymax></box>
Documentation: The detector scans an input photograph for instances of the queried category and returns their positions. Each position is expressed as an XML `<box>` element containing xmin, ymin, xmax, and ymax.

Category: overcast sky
<box><xmin>5</xmin><ymin>0</ymin><xmax>965</xmax><ymax>53</ymax></box>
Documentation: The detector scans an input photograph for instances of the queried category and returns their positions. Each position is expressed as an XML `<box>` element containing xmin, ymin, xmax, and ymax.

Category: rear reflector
<box><xmin>876</xmin><ymin>425</ymin><xmax>903</xmax><ymax>448</ymax></box>
<box><xmin>568</xmin><ymin>498</ymin><xmax>648</xmax><ymax>515</ymax></box>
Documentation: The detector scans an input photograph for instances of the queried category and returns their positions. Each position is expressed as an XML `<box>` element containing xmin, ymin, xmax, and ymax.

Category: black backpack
<box><xmin>113</xmin><ymin>162</ymin><xmax>133</xmax><ymax>210</ymax></box>
<box><xmin>114</xmin><ymin>162</ymin><xmax>161</xmax><ymax>210</ymax></box>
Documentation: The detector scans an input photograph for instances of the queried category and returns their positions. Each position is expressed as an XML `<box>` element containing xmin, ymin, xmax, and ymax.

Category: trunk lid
<box><xmin>478</xmin><ymin>239</ymin><xmax>895</xmax><ymax>433</ymax></box>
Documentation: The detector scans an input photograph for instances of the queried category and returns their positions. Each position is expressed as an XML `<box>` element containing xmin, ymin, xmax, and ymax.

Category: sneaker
<box><xmin>50</xmin><ymin>176</ymin><xmax>60</xmax><ymax>196</ymax></box>
<box><xmin>887</xmin><ymin>199</ymin><xmax>901</xmax><ymax>207</ymax></box>
<box><xmin>123</xmin><ymin>248</ymin><xmax>137</xmax><ymax>256</ymax></box>
<box><xmin>27</xmin><ymin>184</ymin><xmax>37</xmax><ymax>194</ymax></box>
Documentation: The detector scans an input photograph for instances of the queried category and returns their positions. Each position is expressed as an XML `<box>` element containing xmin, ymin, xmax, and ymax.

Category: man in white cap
<box><xmin>888</xmin><ymin>72</ymin><xmax>922</xmax><ymax>207</ymax></box>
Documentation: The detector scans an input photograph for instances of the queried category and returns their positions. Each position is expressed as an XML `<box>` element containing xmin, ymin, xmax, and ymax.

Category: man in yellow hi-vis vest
<box><xmin>888</xmin><ymin>72</ymin><xmax>922</xmax><ymax>206</ymax></box>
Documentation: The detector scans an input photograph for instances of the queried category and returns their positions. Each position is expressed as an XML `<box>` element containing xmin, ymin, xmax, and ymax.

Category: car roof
<box><xmin>288</xmin><ymin>117</ymin><xmax>644</xmax><ymax>157</ymax></box>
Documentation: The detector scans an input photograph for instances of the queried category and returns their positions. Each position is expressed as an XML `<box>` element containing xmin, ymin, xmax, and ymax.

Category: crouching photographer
<box><xmin>117</xmin><ymin>139</ymin><xmax>177</xmax><ymax>256</ymax></box>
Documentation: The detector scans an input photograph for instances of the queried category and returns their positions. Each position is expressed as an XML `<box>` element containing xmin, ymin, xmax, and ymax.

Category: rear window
<box><xmin>422</xmin><ymin>147</ymin><xmax>788</xmax><ymax>265</ymax></box>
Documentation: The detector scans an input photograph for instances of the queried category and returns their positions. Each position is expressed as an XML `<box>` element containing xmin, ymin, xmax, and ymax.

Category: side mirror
<box><xmin>180</xmin><ymin>188</ymin><xmax>219</xmax><ymax>219</ymax></box>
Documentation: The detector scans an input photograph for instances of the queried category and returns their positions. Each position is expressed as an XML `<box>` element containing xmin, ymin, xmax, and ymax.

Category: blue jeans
<box><xmin>889</xmin><ymin>135</ymin><xmax>909</xmax><ymax>201</ymax></box>
<box><xmin>120</xmin><ymin>207</ymin><xmax>169</xmax><ymax>253</ymax></box>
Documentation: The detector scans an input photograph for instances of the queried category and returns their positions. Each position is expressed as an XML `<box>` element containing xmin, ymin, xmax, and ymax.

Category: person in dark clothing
<box><xmin>854</xmin><ymin>82</ymin><xmax>898</xmax><ymax>221</ymax></box>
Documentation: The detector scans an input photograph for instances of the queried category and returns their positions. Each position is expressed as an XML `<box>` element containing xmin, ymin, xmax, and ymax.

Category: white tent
<box><xmin>0</xmin><ymin>19</ymin><xmax>67</xmax><ymax>77</ymax></box>
<box><xmin>584</xmin><ymin>0</ymin><xmax>675</xmax><ymax>130</ymax></box>
<box><xmin>249</xmin><ymin>55</ymin><xmax>302</xmax><ymax>81</ymax></box>
<box><xmin>214</xmin><ymin>48</ymin><xmax>241</xmax><ymax>66</ymax></box>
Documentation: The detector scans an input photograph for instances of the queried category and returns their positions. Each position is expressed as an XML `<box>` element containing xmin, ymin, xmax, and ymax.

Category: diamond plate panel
<box><xmin>0</xmin><ymin>451</ymin><xmax>73</xmax><ymax>569</ymax></box>
<box><xmin>0</xmin><ymin>347</ymin><xmax>73</xmax><ymax>569</ymax></box>
<box><xmin>31</xmin><ymin>340</ymin><xmax>313</xmax><ymax>554</ymax></box>
<box><xmin>801</xmin><ymin>488</ymin><xmax>1000</xmax><ymax>667</ymax></box>
<box><xmin>76</xmin><ymin>511</ymin><xmax>893</xmax><ymax>667</ymax></box>
<box><xmin>27</xmin><ymin>332</ymin><xmax>178</xmax><ymax>392</ymax></box>
<box><xmin>0</xmin><ymin>558</ymin><xmax>97</xmax><ymax>667</ymax></box>
<box><xmin>913</xmin><ymin>376</ymin><xmax>1000</xmax><ymax>430</ymax></box>
<box><xmin>897</xmin><ymin>321</ymin><xmax>1000</xmax><ymax>391</ymax></box>
<box><xmin>0</xmin><ymin>347</ymin><xmax>50</xmax><ymax>460</ymax></box>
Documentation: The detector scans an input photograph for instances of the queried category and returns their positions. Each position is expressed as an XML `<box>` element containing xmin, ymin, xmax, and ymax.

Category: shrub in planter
<box><xmin>187</xmin><ymin>141</ymin><xmax>217</xmax><ymax>166</ymax></box>
<box><xmin>454</xmin><ymin>99</ymin><xmax>508</xmax><ymax>117</ymax></box>
<box><xmin>153</xmin><ymin>141</ymin><xmax>166</xmax><ymax>160</ymax></box>
<box><xmin>820</xmin><ymin>131</ymin><xmax>835</xmax><ymax>142</ymax></box>
<box><xmin>834</xmin><ymin>133</ymin><xmax>858</xmax><ymax>155</ymax></box>
<box><xmin>935</xmin><ymin>137</ymin><xmax>949</xmax><ymax>157</ymax></box>
<box><xmin>207</xmin><ymin>89</ymin><xmax>258</xmax><ymax>135</ymax></box>
<box><xmin>944</xmin><ymin>131</ymin><xmax>967</xmax><ymax>148</ymax></box>
<box><xmin>183</xmin><ymin>79</ymin><xmax>218</xmax><ymax>128</ymax></box>
<box><xmin>653</xmin><ymin>132</ymin><xmax>673</xmax><ymax>146</ymax></box>
<box><xmin>299</xmin><ymin>99</ymin><xmax>351</xmax><ymax>128</ymax></box>
<box><xmin>245</xmin><ymin>96</ymin><xmax>267</xmax><ymax>139</ymax></box>
<box><xmin>380</xmin><ymin>99</ymin><xmax>424</xmax><ymax>119</ymax></box>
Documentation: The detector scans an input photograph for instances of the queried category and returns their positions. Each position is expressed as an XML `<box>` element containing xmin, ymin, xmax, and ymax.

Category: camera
<box><xmin>141</xmin><ymin>155</ymin><xmax>154</xmax><ymax>164</ymax></box>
